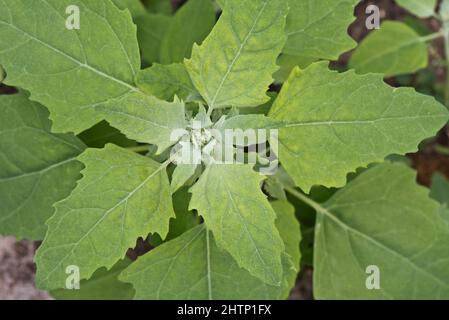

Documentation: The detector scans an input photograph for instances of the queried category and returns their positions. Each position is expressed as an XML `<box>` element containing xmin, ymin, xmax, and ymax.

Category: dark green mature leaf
<box><xmin>144</xmin><ymin>0</ymin><xmax>173</xmax><ymax>15</ymax></box>
<box><xmin>189</xmin><ymin>164</ymin><xmax>285</xmax><ymax>285</ymax></box>
<box><xmin>35</xmin><ymin>144</ymin><xmax>174</xmax><ymax>290</ymax></box>
<box><xmin>284</xmin><ymin>0</ymin><xmax>359</xmax><ymax>60</ymax></box>
<box><xmin>160</xmin><ymin>0</ymin><xmax>216</xmax><ymax>64</ymax></box>
<box><xmin>120</xmin><ymin>201</ymin><xmax>300</xmax><ymax>299</ymax></box>
<box><xmin>137</xmin><ymin>63</ymin><xmax>198</xmax><ymax>102</ymax></box>
<box><xmin>51</xmin><ymin>259</ymin><xmax>135</xmax><ymax>300</ymax></box>
<box><xmin>0</xmin><ymin>0</ymin><xmax>141</xmax><ymax>133</ymax></box>
<box><xmin>0</xmin><ymin>93</ymin><xmax>85</xmax><ymax>240</ymax></box>
<box><xmin>269</xmin><ymin>62</ymin><xmax>449</xmax><ymax>192</ymax></box>
<box><xmin>314</xmin><ymin>163</ymin><xmax>449</xmax><ymax>299</ymax></box>
<box><xmin>135</xmin><ymin>13</ymin><xmax>172</xmax><ymax>65</ymax></box>
<box><xmin>185</xmin><ymin>0</ymin><xmax>288</xmax><ymax>110</ymax></box>
<box><xmin>349</xmin><ymin>21</ymin><xmax>429</xmax><ymax>77</ymax></box>
<box><xmin>430</xmin><ymin>173</ymin><xmax>449</xmax><ymax>207</ymax></box>
<box><xmin>77</xmin><ymin>121</ymin><xmax>137</xmax><ymax>149</ymax></box>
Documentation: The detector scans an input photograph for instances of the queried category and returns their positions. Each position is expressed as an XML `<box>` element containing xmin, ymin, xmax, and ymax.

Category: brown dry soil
<box><xmin>1</xmin><ymin>0</ymin><xmax>449</xmax><ymax>300</ymax></box>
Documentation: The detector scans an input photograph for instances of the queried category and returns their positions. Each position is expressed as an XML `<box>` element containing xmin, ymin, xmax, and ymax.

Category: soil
<box><xmin>1</xmin><ymin>0</ymin><xmax>449</xmax><ymax>300</ymax></box>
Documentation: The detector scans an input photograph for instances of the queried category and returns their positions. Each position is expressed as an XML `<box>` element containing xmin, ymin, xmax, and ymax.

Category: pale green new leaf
<box><xmin>0</xmin><ymin>93</ymin><xmax>85</xmax><ymax>240</ymax></box>
<box><xmin>35</xmin><ymin>144</ymin><xmax>174</xmax><ymax>290</ymax></box>
<box><xmin>137</xmin><ymin>63</ymin><xmax>198</xmax><ymax>102</ymax></box>
<box><xmin>269</xmin><ymin>62</ymin><xmax>449</xmax><ymax>192</ymax></box>
<box><xmin>135</xmin><ymin>14</ymin><xmax>172</xmax><ymax>64</ymax></box>
<box><xmin>96</xmin><ymin>92</ymin><xmax>187</xmax><ymax>153</ymax></box>
<box><xmin>314</xmin><ymin>163</ymin><xmax>449</xmax><ymax>299</ymax></box>
<box><xmin>284</xmin><ymin>0</ymin><xmax>359</xmax><ymax>60</ymax></box>
<box><xmin>120</xmin><ymin>201</ymin><xmax>300</xmax><ymax>299</ymax></box>
<box><xmin>189</xmin><ymin>164</ymin><xmax>284</xmax><ymax>285</ymax></box>
<box><xmin>0</xmin><ymin>0</ymin><xmax>141</xmax><ymax>133</ymax></box>
<box><xmin>185</xmin><ymin>0</ymin><xmax>288</xmax><ymax>110</ymax></box>
<box><xmin>160</xmin><ymin>0</ymin><xmax>216</xmax><ymax>64</ymax></box>
<box><xmin>51</xmin><ymin>259</ymin><xmax>135</xmax><ymax>300</ymax></box>
<box><xmin>349</xmin><ymin>21</ymin><xmax>429</xmax><ymax>77</ymax></box>
<box><xmin>395</xmin><ymin>0</ymin><xmax>437</xmax><ymax>18</ymax></box>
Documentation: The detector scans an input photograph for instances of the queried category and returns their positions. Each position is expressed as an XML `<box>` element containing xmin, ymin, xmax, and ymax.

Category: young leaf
<box><xmin>189</xmin><ymin>164</ymin><xmax>285</xmax><ymax>285</ymax></box>
<box><xmin>135</xmin><ymin>14</ymin><xmax>172</xmax><ymax>65</ymax></box>
<box><xmin>137</xmin><ymin>63</ymin><xmax>198</xmax><ymax>102</ymax></box>
<box><xmin>269</xmin><ymin>62</ymin><xmax>449</xmax><ymax>192</ymax></box>
<box><xmin>284</xmin><ymin>0</ymin><xmax>359</xmax><ymax>60</ymax></box>
<box><xmin>395</xmin><ymin>0</ymin><xmax>437</xmax><ymax>18</ymax></box>
<box><xmin>160</xmin><ymin>0</ymin><xmax>216</xmax><ymax>64</ymax></box>
<box><xmin>313</xmin><ymin>163</ymin><xmax>449</xmax><ymax>299</ymax></box>
<box><xmin>0</xmin><ymin>0</ymin><xmax>140</xmax><ymax>133</ymax></box>
<box><xmin>51</xmin><ymin>258</ymin><xmax>135</xmax><ymax>300</ymax></box>
<box><xmin>96</xmin><ymin>92</ymin><xmax>187</xmax><ymax>154</ymax></box>
<box><xmin>0</xmin><ymin>93</ymin><xmax>85</xmax><ymax>240</ymax></box>
<box><xmin>185</xmin><ymin>0</ymin><xmax>288</xmax><ymax>110</ymax></box>
<box><xmin>35</xmin><ymin>144</ymin><xmax>175</xmax><ymax>290</ymax></box>
<box><xmin>120</xmin><ymin>201</ymin><xmax>300</xmax><ymax>299</ymax></box>
<box><xmin>349</xmin><ymin>21</ymin><xmax>429</xmax><ymax>77</ymax></box>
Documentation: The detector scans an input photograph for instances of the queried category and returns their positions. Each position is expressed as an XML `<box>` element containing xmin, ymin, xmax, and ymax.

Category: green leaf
<box><xmin>269</xmin><ymin>62</ymin><xmax>449</xmax><ymax>192</ymax></box>
<box><xmin>0</xmin><ymin>0</ymin><xmax>141</xmax><ymax>133</ymax></box>
<box><xmin>185</xmin><ymin>0</ymin><xmax>288</xmax><ymax>110</ymax></box>
<box><xmin>137</xmin><ymin>63</ymin><xmax>198</xmax><ymax>102</ymax></box>
<box><xmin>160</xmin><ymin>0</ymin><xmax>216</xmax><ymax>64</ymax></box>
<box><xmin>51</xmin><ymin>258</ymin><xmax>135</xmax><ymax>300</ymax></box>
<box><xmin>189</xmin><ymin>164</ymin><xmax>284</xmax><ymax>285</ymax></box>
<box><xmin>144</xmin><ymin>0</ymin><xmax>173</xmax><ymax>15</ymax></box>
<box><xmin>274</xmin><ymin>54</ymin><xmax>317</xmax><ymax>84</ymax></box>
<box><xmin>215</xmin><ymin>114</ymin><xmax>285</xmax><ymax>131</ymax></box>
<box><xmin>135</xmin><ymin>13</ymin><xmax>172</xmax><ymax>65</ymax></box>
<box><xmin>314</xmin><ymin>162</ymin><xmax>449</xmax><ymax>299</ymax></box>
<box><xmin>349</xmin><ymin>21</ymin><xmax>429</xmax><ymax>77</ymax></box>
<box><xmin>395</xmin><ymin>0</ymin><xmax>437</xmax><ymax>18</ymax></box>
<box><xmin>96</xmin><ymin>92</ymin><xmax>187</xmax><ymax>153</ymax></box>
<box><xmin>171</xmin><ymin>164</ymin><xmax>200</xmax><ymax>193</ymax></box>
<box><xmin>112</xmin><ymin>0</ymin><xmax>147</xmax><ymax>17</ymax></box>
<box><xmin>77</xmin><ymin>120</ymin><xmax>137</xmax><ymax>149</ymax></box>
<box><xmin>0</xmin><ymin>93</ymin><xmax>85</xmax><ymax>240</ymax></box>
<box><xmin>120</xmin><ymin>201</ymin><xmax>300</xmax><ymax>299</ymax></box>
<box><xmin>35</xmin><ymin>144</ymin><xmax>174</xmax><ymax>290</ymax></box>
<box><xmin>430</xmin><ymin>173</ymin><xmax>449</xmax><ymax>207</ymax></box>
<box><xmin>151</xmin><ymin>187</ymin><xmax>201</xmax><ymax>246</ymax></box>
<box><xmin>284</xmin><ymin>0</ymin><xmax>359</xmax><ymax>60</ymax></box>
<box><xmin>270</xmin><ymin>200</ymin><xmax>301</xmax><ymax>269</ymax></box>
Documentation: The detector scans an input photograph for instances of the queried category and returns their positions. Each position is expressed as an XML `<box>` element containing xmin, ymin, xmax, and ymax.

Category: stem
<box><xmin>126</xmin><ymin>145</ymin><xmax>150</xmax><ymax>153</ymax></box>
<box><xmin>420</xmin><ymin>31</ymin><xmax>445</xmax><ymax>43</ymax></box>
<box><xmin>285</xmin><ymin>187</ymin><xmax>325</xmax><ymax>213</ymax></box>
